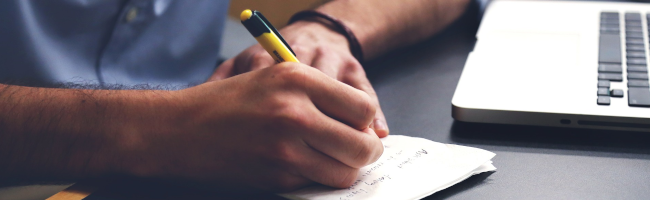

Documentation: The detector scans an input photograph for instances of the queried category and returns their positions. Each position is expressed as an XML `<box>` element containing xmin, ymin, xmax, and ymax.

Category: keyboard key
<box><xmin>598</xmin><ymin>80</ymin><xmax>610</xmax><ymax>88</ymax></box>
<box><xmin>599</xmin><ymin>34</ymin><xmax>622</xmax><ymax>63</ymax></box>
<box><xmin>602</xmin><ymin>12</ymin><xmax>619</xmax><ymax>18</ymax></box>
<box><xmin>626</xmin><ymin>32</ymin><xmax>644</xmax><ymax>39</ymax></box>
<box><xmin>628</xmin><ymin>58</ymin><xmax>647</xmax><ymax>65</ymax></box>
<box><xmin>627</xmin><ymin>44</ymin><xmax>645</xmax><ymax>51</ymax></box>
<box><xmin>601</xmin><ymin>16</ymin><xmax>619</xmax><ymax>22</ymax></box>
<box><xmin>627</xmin><ymin>49</ymin><xmax>645</xmax><ymax>54</ymax></box>
<box><xmin>628</xmin><ymin>88</ymin><xmax>650</xmax><ymax>107</ymax></box>
<box><xmin>628</xmin><ymin>72</ymin><xmax>649</xmax><ymax>80</ymax></box>
<box><xmin>601</xmin><ymin>27</ymin><xmax>620</xmax><ymax>33</ymax></box>
<box><xmin>626</xmin><ymin>27</ymin><xmax>643</xmax><ymax>32</ymax></box>
<box><xmin>626</xmin><ymin>21</ymin><xmax>642</xmax><ymax>27</ymax></box>
<box><xmin>598</xmin><ymin>73</ymin><xmax>623</xmax><ymax>81</ymax></box>
<box><xmin>627</xmin><ymin>38</ymin><xmax>644</xmax><ymax>45</ymax></box>
<box><xmin>628</xmin><ymin>66</ymin><xmax>648</xmax><ymax>72</ymax></box>
<box><xmin>602</xmin><ymin>16</ymin><xmax>619</xmax><ymax>21</ymax></box>
<box><xmin>602</xmin><ymin>30</ymin><xmax>620</xmax><ymax>34</ymax></box>
<box><xmin>598</xmin><ymin>64</ymin><xmax>622</xmax><ymax>73</ymax></box>
<box><xmin>598</xmin><ymin>96</ymin><xmax>611</xmax><ymax>105</ymax></box>
<box><xmin>602</xmin><ymin>21</ymin><xmax>620</xmax><ymax>27</ymax></box>
<box><xmin>627</xmin><ymin>51</ymin><xmax>646</xmax><ymax>58</ymax></box>
<box><xmin>628</xmin><ymin>80</ymin><xmax>650</xmax><ymax>87</ymax></box>
<box><xmin>597</xmin><ymin>96</ymin><xmax>611</xmax><ymax>105</ymax></box>
<box><xmin>625</xmin><ymin>13</ymin><xmax>641</xmax><ymax>22</ymax></box>
<box><xmin>627</xmin><ymin>55</ymin><xmax>647</xmax><ymax>60</ymax></box>
<box><xmin>601</xmin><ymin>23</ymin><xmax>619</xmax><ymax>28</ymax></box>
<box><xmin>611</xmin><ymin>89</ymin><xmax>624</xmax><ymax>97</ymax></box>
<box><xmin>601</xmin><ymin>17</ymin><xmax>619</xmax><ymax>22</ymax></box>
<box><xmin>598</xmin><ymin>88</ymin><xmax>610</xmax><ymax>96</ymax></box>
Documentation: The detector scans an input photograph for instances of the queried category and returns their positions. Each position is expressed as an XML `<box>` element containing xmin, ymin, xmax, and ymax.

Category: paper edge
<box><xmin>412</xmin><ymin>161</ymin><xmax>496</xmax><ymax>200</ymax></box>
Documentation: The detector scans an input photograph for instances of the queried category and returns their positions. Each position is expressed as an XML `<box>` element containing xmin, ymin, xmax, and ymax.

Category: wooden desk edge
<box><xmin>46</xmin><ymin>183</ymin><xmax>97</xmax><ymax>200</ymax></box>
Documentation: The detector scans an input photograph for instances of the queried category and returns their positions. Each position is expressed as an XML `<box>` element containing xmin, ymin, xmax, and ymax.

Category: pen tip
<box><xmin>240</xmin><ymin>9</ymin><xmax>253</xmax><ymax>21</ymax></box>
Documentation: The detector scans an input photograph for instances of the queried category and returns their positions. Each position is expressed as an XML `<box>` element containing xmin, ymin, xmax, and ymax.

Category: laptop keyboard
<box><xmin>598</xmin><ymin>12</ymin><xmax>650</xmax><ymax>107</ymax></box>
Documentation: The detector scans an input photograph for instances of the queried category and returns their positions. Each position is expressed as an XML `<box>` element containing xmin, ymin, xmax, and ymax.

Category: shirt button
<box><xmin>125</xmin><ymin>7</ymin><xmax>138</xmax><ymax>22</ymax></box>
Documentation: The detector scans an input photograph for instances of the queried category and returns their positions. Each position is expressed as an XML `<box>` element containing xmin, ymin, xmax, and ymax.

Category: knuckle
<box><xmin>268</xmin><ymin>141</ymin><xmax>298</xmax><ymax>167</ymax></box>
<box><xmin>346</xmin><ymin>60</ymin><xmax>364</xmax><ymax>72</ymax></box>
<box><xmin>352</xmin><ymin>140</ymin><xmax>375</xmax><ymax>168</ymax></box>
<box><xmin>250</xmin><ymin>53</ymin><xmax>274</xmax><ymax>70</ymax></box>
<box><xmin>372</xmin><ymin>140</ymin><xmax>384</xmax><ymax>162</ymax></box>
<box><xmin>292</xmin><ymin>46</ymin><xmax>310</xmax><ymax>57</ymax></box>
<box><xmin>314</xmin><ymin>46</ymin><xmax>330</xmax><ymax>55</ymax></box>
<box><xmin>268</xmin><ymin>101</ymin><xmax>312</xmax><ymax>130</ymax></box>
<box><xmin>251</xmin><ymin>51</ymin><xmax>271</xmax><ymax>61</ymax></box>
<box><xmin>269</xmin><ymin>63</ymin><xmax>311</xmax><ymax>88</ymax></box>
<box><xmin>359</xmin><ymin>92</ymin><xmax>376</xmax><ymax>121</ymax></box>
<box><xmin>336</xmin><ymin>169</ymin><xmax>359</xmax><ymax>188</ymax></box>
<box><xmin>365</xmin><ymin>86</ymin><xmax>378</xmax><ymax>96</ymax></box>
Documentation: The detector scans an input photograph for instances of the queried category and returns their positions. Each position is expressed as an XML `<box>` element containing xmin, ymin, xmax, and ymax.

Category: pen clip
<box><xmin>255</xmin><ymin>11</ymin><xmax>297</xmax><ymax>57</ymax></box>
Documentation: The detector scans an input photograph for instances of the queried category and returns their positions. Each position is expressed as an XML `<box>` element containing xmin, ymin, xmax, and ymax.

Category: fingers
<box><xmin>245</xmin><ymin>51</ymin><xmax>276</xmax><ymax>72</ymax></box>
<box><xmin>262</xmin><ymin>63</ymin><xmax>384</xmax><ymax>188</ymax></box>
<box><xmin>293</xmin><ymin>138</ymin><xmax>367</xmax><ymax>188</ymax></box>
<box><xmin>266</xmin><ymin>107</ymin><xmax>382</xmax><ymax>189</ymax></box>
<box><xmin>340</xmin><ymin>62</ymin><xmax>390</xmax><ymax>138</ymax></box>
<box><xmin>208</xmin><ymin>45</ymin><xmax>274</xmax><ymax>82</ymax></box>
<box><xmin>227</xmin><ymin>45</ymin><xmax>276</xmax><ymax>76</ymax></box>
<box><xmin>277</xmin><ymin>63</ymin><xmax>375</xmax><ymax>130</ymax></box>
<box><xmin>300</xmin><ymin>111</ymin><xmax>384</xmax><ymax>169</ymax></box>
<box><xmin>311</xmin><ymin>51</ymin><xmax>390</xmax><ymax>138</ymax></box>
<box><xmin>292</xmin><ymin>46</ymin><xmax>315</xmax><ymax>67</ymax></box>
<box><xmin>310</xmin><ymin>47</ymin><xmax>343</xmax><ymax>79</ymax></box>
<box><xmin>209</xmin><ymin>59</ymin><xmax>236</xmax><ymax>81</ymax></box>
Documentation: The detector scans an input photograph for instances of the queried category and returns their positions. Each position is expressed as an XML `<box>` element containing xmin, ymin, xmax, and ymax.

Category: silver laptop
<box><xmin>452</xmin><ymin>0</ymin><xmax>650</xmax><ymax>131</ymax></box>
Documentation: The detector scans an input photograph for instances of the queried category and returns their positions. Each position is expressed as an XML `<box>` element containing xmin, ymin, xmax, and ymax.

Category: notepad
<box><xmin>279</xmin><ymin>135</ymin><xmax>496</xmax><ymax>200</ymax></box>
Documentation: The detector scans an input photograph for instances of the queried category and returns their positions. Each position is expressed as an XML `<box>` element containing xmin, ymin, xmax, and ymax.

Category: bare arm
<box><xmin>0</xmin><ymin>84</ymin><xmax>171</xmax><ymax>183</ymax></box>
<box><xmin>317</xmin><ymin>0</ymin><xmax>472</xmax><ymax>60</ymax></box>
<box><xmin>0</xmin><ymin>62</ymin><xmax>383</xmax><ymax>191</ymax></box>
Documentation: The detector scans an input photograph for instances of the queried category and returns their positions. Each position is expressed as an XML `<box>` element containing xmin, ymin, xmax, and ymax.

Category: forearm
<box><xmin>0</xmin><ymin>84</ymin><xmax>173</xmax><ymax>183</ymax></box>
<box><xmin>317</xmin><ymin>0</ymin><xmax>471</xmax><ymax>60</ymax></box>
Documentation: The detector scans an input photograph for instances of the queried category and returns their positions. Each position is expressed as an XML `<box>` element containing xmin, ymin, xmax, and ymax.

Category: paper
<box><xmin>279</xmin><ymin>135</ymin><xmax>496</xmax><ymax>200</ymax></box>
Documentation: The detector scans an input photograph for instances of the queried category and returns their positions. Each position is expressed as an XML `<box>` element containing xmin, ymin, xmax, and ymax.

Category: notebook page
<box><xmin>279</xmin><ymin>135</ymin><xmax>495</xmax><ymax>200</ymax></box>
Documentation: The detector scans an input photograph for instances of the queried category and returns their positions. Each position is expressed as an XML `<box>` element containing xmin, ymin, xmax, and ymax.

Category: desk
<box><xmin>366</xmin><ymin>3</ymin><xmax>650</xmax><ymax>199</ymax></box>
<box><xmin>5</xmin><ymin>1</ymin><xmax>650</xmax><ymax>199</ymax></box>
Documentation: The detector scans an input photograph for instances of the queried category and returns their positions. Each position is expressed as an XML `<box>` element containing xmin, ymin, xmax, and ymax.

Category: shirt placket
<box><xmin>97</xmin><ymin>0</ymin><xmax>154</xmax><ymax>86</ymax></box>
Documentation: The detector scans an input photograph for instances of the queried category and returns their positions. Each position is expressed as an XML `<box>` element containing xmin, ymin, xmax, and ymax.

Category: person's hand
<box><xmin>209</xmin><ymin>21</ymin><xmax>389</xmax><ymax>138</ymax></box>
<box><xmin>124</xmin><ymin>62</ymin><xmax>383</xmax><ymax>191</ymax></box>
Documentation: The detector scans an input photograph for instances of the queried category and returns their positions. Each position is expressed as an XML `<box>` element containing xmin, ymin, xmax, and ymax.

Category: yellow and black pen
<box><xmin>240</xmin><ymin>9</ymin><xmax>299</xmax><ymax>63</ymax></box>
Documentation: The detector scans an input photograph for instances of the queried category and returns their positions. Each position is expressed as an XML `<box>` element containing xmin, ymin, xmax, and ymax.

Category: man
<box><xmin>0</xmin><ymin>0</ymin><xmax>471</xmax><ymax>192</ymax></box>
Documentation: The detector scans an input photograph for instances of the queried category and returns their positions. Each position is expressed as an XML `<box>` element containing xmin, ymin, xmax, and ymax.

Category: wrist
<box><xmin>282</xmin><ymin>20</ymin><xmax>351</xmax><ymax>54</ymax></box>
<box><xmin>288</xmin><ymin>10</ymin><xmax>364</xmax><ymax>62</ymax></box>
<box><xmin>111</xmin><ymin>89</ymin><xmax>182</xmax><ymax>177</ymax></box>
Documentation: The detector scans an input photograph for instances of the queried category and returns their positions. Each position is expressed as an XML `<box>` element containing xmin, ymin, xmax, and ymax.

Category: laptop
<box><xmin>452</xmin><ymin>0</ymin><xmax>650</xmax><ymax>131</ymax></box>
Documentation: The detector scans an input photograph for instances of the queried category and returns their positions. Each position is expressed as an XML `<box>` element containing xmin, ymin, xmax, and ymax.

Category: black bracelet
<box><xmin>288</xmin><ymin>10</ymin><xmax>365</xmax><ymax>63</ymax></box>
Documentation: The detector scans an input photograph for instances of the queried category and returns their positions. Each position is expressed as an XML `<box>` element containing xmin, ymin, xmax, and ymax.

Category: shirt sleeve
<box><xmin>477</xmin><ymin>0</ymin><xmax>490</xmax><ymax>13</ymax></box>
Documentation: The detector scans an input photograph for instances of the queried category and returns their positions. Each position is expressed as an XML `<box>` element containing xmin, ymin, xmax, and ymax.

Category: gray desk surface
<box><xmin>4</xmin><ymin>1</ymin><xmax>650</xmax><ymax>199</ymax></box>
<box><xmin>367</xmin><ymin>4</ymin><xmax>650</xmax><ymax>199</ymax></box>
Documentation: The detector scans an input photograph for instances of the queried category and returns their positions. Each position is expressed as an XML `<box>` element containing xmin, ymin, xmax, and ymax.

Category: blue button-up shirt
<box><xmin>0</xmin><ymin>0</ymin><xmax>230</xmax><ymax>88</ymax></box>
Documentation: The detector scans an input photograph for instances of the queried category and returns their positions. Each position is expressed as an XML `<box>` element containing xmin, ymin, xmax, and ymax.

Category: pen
<box><xmin>240</xmin><ymin>9</ymin><xmax>300</xmax><ymax>63</ymax></box>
